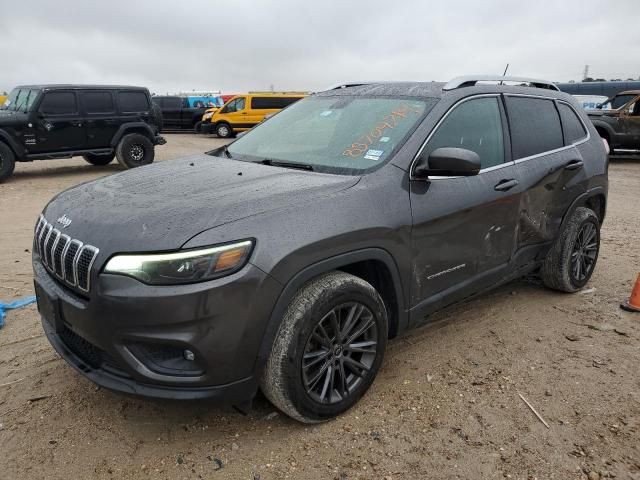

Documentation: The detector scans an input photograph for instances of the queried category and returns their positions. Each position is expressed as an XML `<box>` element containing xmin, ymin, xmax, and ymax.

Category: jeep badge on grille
<box><xmin>57</xmin><ymin>215</ymin><xmax>72</xmax><ymax>228</ymax></box>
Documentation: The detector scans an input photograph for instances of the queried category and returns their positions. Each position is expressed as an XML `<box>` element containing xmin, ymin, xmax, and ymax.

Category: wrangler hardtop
<box><xmin>0</xmin><ymin>84</ymin><xmax>165</xmax><ymax>182</ymax></box>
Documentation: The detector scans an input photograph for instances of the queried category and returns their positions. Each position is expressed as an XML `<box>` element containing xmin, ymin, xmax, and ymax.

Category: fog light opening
<box><xmin>183</xmin><ymin>349</ymin><xmax>195</xmax><ymax>361</ymax></box>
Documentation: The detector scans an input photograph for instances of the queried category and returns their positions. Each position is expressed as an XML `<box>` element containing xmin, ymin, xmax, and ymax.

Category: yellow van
<box><xmin>201</xmin><ymin>92</ymin><xmax>307</xmax><ymax>138</ymax></box>
<box><xmin>0</xmin><ymin>94</ymin><xmax>7</xmax><ymax>106</ymax></box>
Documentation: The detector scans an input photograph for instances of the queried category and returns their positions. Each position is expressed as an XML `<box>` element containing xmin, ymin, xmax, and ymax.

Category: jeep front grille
<box><xmin>34</xmin><ymin>215</ymin><xmax>99</xmax><ymax>293</ymax></box>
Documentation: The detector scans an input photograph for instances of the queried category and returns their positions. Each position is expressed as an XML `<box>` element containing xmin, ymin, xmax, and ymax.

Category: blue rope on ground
<box><xmin>0</xmin><ymin>296</ymin><xmax>37</xmax><ymax>328</ymax></box>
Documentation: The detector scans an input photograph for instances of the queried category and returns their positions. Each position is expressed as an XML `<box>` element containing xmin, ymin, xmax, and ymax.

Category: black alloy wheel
<box><xmin>302</xmin><ymin>302</ymin><xmax>378</xmax><ymax>404</ymax></box>
<box><xmin>570</xmin><ymin>220</ymin><xmax>598</xmax><ymax>284</ymax></box>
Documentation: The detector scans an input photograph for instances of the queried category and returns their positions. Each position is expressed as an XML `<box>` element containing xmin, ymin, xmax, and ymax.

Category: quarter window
<box><xmin>39</xmin><ymin>92</ymin><xmax>77</xmax><ymax>115</ymax></box>
<box><xmin>558</xmin><ymin>103</ymin><xmax>587</xmax><ymax>144</ymax></box>
<box><xmin>425</xmin><ymin>97</ymin><xmax>505</xmax><ymax>169</ymax></box>
<box><xmin>82</xmin><ymin>91</ymin><xmax>115</xmax><ymax>114</ymax></box>
<box><xmin>117</xmin><ymin>91</ymin><xmax>149</xmax><ymax>113</ymax></box>
<box><xmin>505</xmin><ymin>97</ymin><xmax>563</xmax><ymax>159</ymax></box>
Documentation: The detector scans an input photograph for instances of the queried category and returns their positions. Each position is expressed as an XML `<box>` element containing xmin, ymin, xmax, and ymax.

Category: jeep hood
<box><xmin>42</xmin><ymin>155</ymin><xmax>359</xmax><ymax>254</ymax></box>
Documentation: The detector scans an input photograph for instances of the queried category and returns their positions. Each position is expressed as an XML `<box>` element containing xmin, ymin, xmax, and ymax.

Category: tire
<box><xmin>82</xmin><ymin>153</ymin><xmax>115</xmax><ymax>166</ymax></box>
<box><xmin>115</xmin><ymin>133</ymin><xmax>155</xmax><ymax>169</ymax></box>
<box><xmin>541</xmin><ymin>207</ymin><xmax>600</xmax><ymax>292</ymax></box>
<box><xmin>152</xmin><ymin>103</ymin><xmax>164</xmax><ymax>133</ymax></box>
<box><xmin>215</xmin><ymin>122</ymin><xmax>233</xmax><ymax>138</ymax></box>
<box><xmin>194</xmin><ymin>121</ymin><xmax>202</xmax><ymax>134</ymax></box>
<box><xmin>260</xmin><ymin>271</ymin><xmax>388</xmax><ymax>423</ymax></box>
<box><xmin>0</xmin><ymin>142</ymin><xmax>16</xmax><ymax>182</ymax></box>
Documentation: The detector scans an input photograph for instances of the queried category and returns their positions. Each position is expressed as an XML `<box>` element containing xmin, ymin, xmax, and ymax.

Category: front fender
<box><xmin>0</xmin><ymin>129</ymin><xmax>26</xmax><ymax>159</ymax></box>
<box><xmin>253</xmin><ymin>248</ymin><xmax>408</xmax><ymax>375</ymax></box>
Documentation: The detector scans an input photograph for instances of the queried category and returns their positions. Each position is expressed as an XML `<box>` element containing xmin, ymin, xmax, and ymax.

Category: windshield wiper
<box><xmin>259</xmin><ymin>159</ymin><xmax>314</xmax><ymax>171</ymax></box>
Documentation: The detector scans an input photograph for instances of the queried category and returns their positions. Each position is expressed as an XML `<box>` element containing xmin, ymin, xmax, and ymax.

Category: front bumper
<box><xmin>33</xmin><ymin>257</ymin><xmax>282</xmax><ymax>402</ymax></box>
<box><xmin>200</xmin><ymin>122</ymin><xmax>214</xmax><ymax>134</ymax></box>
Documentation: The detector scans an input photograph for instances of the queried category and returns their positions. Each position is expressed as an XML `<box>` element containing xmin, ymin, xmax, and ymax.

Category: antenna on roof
<box><xmin>500</xmin><ymin>64</ymin><xmax>510</xmax><ymax>85</ymax></box>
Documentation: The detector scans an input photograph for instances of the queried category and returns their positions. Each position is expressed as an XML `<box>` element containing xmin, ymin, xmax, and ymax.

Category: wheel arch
<box><xmin>560</xmin><ymin>187</ymin><xmax>607</xmax><ymax>234</ymax></box>
<box><xmin>590</xmin><ymin>120</ymin><xmax>615</xmax><ymax>143</ymax></box>
<box><xmin>255</xmin><ymin>248</ymin><xmax>408</xmax><ymax>373</ymax></box>
<box><xmin>0</xmin><ymin>130</ymin><xmax>26</xmax><ymax>159</ymax></box>
<box><xmin>110</xmin><ymin>123</ymin><xmax>155</xmax><ymax>147</ymax></box>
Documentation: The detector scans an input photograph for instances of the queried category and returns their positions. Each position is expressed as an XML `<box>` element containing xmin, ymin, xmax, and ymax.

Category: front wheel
<box><xmin>115</xmin><ymin>133</ymin><xmax>155</xmax><ymax>169</ymax></box>
<box><xmin>215</xmin><ymin>123</ymin><xmax>233</xmax><ymax>138</ymax></box>
<box><xmin>83</xmin><ymin>153</ymin><xmax>115</xmax><ymax>166</ymax></box>
<box><xmin>0</xmin><ymin>142</ymin><xmax>16</xmax><ymax>182</ymax></box>
<box><xmin>541</xmin><ymin>207</ymin><xmax>600</xmax><ymax>292</ymax></box>
<box><xmin>260</xmin><ymin>271</ymin><xmax>388</xmax><ymax>423</ymax></box>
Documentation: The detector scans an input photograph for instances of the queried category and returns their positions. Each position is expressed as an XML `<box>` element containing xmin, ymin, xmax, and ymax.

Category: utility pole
<box><xmin>582</xmin><ymin>65</ymin><xmax>590</xmax><ymax>81</ymax></box>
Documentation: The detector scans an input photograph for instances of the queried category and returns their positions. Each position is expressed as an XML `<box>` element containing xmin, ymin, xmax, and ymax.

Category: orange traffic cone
<box><xmin>621</xmin><ymin>273</ymin><xmax>640</xmax><ymax>312</ymax></box>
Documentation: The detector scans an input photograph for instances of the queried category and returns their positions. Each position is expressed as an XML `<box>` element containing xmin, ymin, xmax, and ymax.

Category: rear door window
<box><xmin>505</xmin><ymin>96</ymin><xmax>563</xmax><ymax>159</ymax></box>
<box><xmin>117</xmin><ymin>91</ymin><xmax>150</xmax><ymax>113</ymax></box>
<box><xmin>82</xmin><ymin>91</ymin><xmax>115</xmax><ymax>114</ymax></box>
<box><xmin>558</xmin><ymin>103</ymin><xmax>587</xmax><ymax>145</ymax></box>
<box><xmin>39</xmin><ymin>91</ymin><xmax>78</xmax><ymax>115</ymax></box>
<box><xmin>425</xmin><ymin>96</ymin><xmax>505</xmax><ymax>169</ymax></box>
<box><xmin>251</xmin><ymin>96</ymin><xmax>301</xmax><ymax>109</ymax></box>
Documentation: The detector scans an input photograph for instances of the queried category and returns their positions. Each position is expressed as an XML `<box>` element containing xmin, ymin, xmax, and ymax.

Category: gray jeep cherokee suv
<box><xmin>33</xmin><ymin>76</ymin><xmax>608</xmax><ymax>423</ymax></box>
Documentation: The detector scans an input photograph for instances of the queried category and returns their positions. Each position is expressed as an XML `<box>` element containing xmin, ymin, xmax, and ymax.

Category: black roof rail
<box><xmin>443</xmin><ymin>75</ymin><xmax>560</xmax><ymax>92</ymax></box>
<box><xmin>324</xmin><ymin>82</ymin><xmax>377</xmax><ymax>91</ymax></box>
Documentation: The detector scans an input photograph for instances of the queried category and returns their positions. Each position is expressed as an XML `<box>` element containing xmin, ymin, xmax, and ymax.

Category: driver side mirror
<box><xmin>413</xmin><ymin>147</ymin><xmax>481</xmax><ymax>179</ymax></box>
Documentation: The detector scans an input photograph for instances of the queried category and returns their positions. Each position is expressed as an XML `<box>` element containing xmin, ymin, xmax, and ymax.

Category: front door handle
<box><xmin>494</xmin><ymin>179</ymin><xmax>519</xmax><ymax>192</ymax></box>
<box><xmin>565</xmin><ymin>159</ymin><xmax>584</xmax><ymax>170</ymax></box>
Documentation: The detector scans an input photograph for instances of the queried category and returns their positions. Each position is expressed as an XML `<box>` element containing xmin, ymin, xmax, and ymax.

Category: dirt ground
<box><xmin>1</xmin><ymin>134</ymin><xmax>639</xmax><ymax>480</ymax></box>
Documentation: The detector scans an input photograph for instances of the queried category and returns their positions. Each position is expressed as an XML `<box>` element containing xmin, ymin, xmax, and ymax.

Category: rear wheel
<box><xmin>260</xmin><ymin>271</ymin><xmax>388</xmax><ymax>423</ymax></box>
<box><xmin>215</xmin><ymin>122</ymin><xmax>233</xmax><ymax>138</ymax></box>
<box><xmin>0</xmin><ymin>142</ymin><xmax>16</xmax><ymax>182</ymax></box>
<box><xmin>82</xmin><ymin>153</ymin><xmax>115</xmax><ymax>166</ymax></box>
<box><xmin>115</xmin><ymin>133</ymin><xmax>154</xmax><ymax>169</ymax></box>
<box><xmin>541</xmin><ymin>207</ymin><xmax>600</xmax><ymax>292</ymax></box>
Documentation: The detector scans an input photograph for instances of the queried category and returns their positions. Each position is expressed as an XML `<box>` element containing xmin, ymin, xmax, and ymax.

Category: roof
<box><xmin>314</xmin><ymin>80</ymin><xmax>570</xmax><ymax>100</ymax></box>
<box><xmin>316</xmin><ymin>82</ymin><xmax>446</xmax><ymax>98</ymax></box>
<box><xmin>14</xmin><ymin>84</ymin><xmax>148</xmax><ymax>91</ymax></box>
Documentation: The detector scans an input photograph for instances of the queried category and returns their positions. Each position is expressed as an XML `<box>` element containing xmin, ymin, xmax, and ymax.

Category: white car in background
<box><xmin>572</xmin><ymin>95</ymin><xmax>609</xmax><ymax>110</ymax></box>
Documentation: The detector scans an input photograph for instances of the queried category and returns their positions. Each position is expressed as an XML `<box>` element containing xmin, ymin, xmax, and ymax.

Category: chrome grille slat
<box><xmin>34</xmin><ymin>217</ymin><xmax>99</xmax><ymax>294</ymax></box>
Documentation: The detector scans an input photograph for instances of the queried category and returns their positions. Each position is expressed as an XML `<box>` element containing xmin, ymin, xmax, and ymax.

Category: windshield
<box><xmin>600</xmin><ymin>93</ymin><xmax>636</xmax><ymax>110</ymax></box>
<box><xmin>1</xmin><ymin>88</ymin><xmax>40</xmax><ymax>112</ymax></box>
<box><xmin>223</xmin><ymin>95</ymin><xmax>436</xmax><ymax>174</ymax></box>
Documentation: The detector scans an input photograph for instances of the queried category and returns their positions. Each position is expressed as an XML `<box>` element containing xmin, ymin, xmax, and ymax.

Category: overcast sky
<box><xmin>1</xmin><ymin>0</ymin><xmax>638</xmax><ymax>95</ymax></box>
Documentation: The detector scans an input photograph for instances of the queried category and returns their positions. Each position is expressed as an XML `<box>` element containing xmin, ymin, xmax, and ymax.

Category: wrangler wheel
<box><xmin>0</xmin><ymin>142</ymin><xmax>16</xmax><ymax>182</ymax></box>
<box><xmin>115</xmin><ymin>133</ymin><xmax>154</xmax><ymax>168</ymax></box>
<box><xmin>260</xmin><ymin>271</ymin><xmax>387</xmax><ymax>423</ymax></box>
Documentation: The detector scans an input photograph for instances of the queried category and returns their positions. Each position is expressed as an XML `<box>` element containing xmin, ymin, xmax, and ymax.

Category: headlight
<box><xmin>103</xmin><ymin>240</ymin><xmax>253</xmax><ymax>285</ymax></box>
<box><xmin>203</xmin><ymin>112</ymin><xmax>213</xmax><ymax>120</ymax></box>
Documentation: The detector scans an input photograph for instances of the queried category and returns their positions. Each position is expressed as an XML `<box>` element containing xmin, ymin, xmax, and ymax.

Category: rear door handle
<box><xmin>565</xmin><ymin>159</ymin><xmax>584</xmax><ymax>170</ymax></box>
<box><xmin>494</xmin><ymin>179</ymin><xmax>519</xmax><ymax>192</ymax></box>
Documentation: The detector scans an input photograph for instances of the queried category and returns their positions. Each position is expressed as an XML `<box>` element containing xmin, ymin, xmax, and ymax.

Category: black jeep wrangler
<box><xmin>0</xmin><ymin>85</ymin><xmax>165</xmax><ymax>182</ymax></box>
